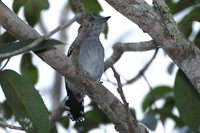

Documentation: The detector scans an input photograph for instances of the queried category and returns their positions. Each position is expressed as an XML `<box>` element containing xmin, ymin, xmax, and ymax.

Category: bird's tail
<box><xmin>65</xmin><ymin>81</ymin><xmax>85</xmax><ymax>122</ymax></box>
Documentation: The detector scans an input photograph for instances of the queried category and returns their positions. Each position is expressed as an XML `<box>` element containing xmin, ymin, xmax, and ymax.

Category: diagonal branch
<box><xmin>124</xmin><ymin>48</ymin><xmax>158</xmax><ymax>85</ymax></box>
<box><xmin>111</xmin><ymin>66</ymin><xmax>128</xmax><ymax>107</ymax></box>
<box><xmin>111</xmin><ymin>66</ymin><xmax>134</xmax><ymax>132</ymax></box>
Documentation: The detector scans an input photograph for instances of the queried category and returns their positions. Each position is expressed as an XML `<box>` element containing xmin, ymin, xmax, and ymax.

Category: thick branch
<box><xmin>0</xmin><ymin>2</ymin><xmax>147</xmax><ymax>133</ymax></box>
<box><xmin>105</xmin><ymin>0</ymin><xmax>200</xmax><ymax>93</ymax></box>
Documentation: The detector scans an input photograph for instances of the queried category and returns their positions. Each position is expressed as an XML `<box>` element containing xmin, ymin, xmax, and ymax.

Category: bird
<box><xmin>65</xmin><ymin>14</ymin><xmax>110</xmax><ymax>122</ymax></box>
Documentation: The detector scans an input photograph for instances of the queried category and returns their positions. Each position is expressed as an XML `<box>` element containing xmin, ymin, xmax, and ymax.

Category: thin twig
<box><xmin>111</xmin><ymin>66</ymin><xmax>128</xmax><ymax>107</ymax></box>
<box><xmin>142</xmin><ymin>74</ymin><xmax>152</xmax><ymax>90</ymax></box>
<box><xmin>111</xmin><ymin>66</ymin><xmax>135</xmax><ymax>132</ymax></box>
<box><xmin>0</xmin><ymin>58</ymin><xmax>10</xmax><ymax>70</ymax></box>
<box><xmin>104</xmin><ymin>41</ymin><xmax>158</xmax><ymax>70</ymax></box>
<box><xmin>142</xmin><ymin>74</ymin><xmax>158</xmax><ymax>109</ymax></box>
<box><xmin>0</xmin><ymin>13</ymin><xmax>83</xmax><ymax>59</ymax></box>
<box><xmin>143</xmin><ymin>74</ymin><xmax>162</xmax><ymax>130</ymax></box>
<box><xmin>0</xmin><ymin>121</ymin><xmax>25</xmax><ymax>131</ymax></box>
<box><xmin>124</xmin><ymin>48</ymin><xmax>158</xmax><ymax>85</ymax></box>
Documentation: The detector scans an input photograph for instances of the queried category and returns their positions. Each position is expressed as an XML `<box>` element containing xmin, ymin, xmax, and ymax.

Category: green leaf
<box><xmin>0</xmin><ymin>39</ymin><xmax>63</xmax><ymax>59</ymax></box>
<box><xmin>148</xmin><ymin>107</ymin><xmax>184</xmax><ymax>128</ymax></box>
<box><xmin>69</xmin><ymin>0</ymin><xmax>102</xmax><ymax>14</ymax></box>
<box><xmin>0</xmin><ymin>70</ymin><xmax>50</xmax><ymax>133</ymax></box>
<box><xmin>74</xmin><ymin>102</ymin><xmax>110</xmax><ymax>132</ymax></box>
<box><xmin>68</xmin><ymin>0</ymin><xmax>76</xmax><ymax>13</ymax></box>
<box><xmin>166</xmin><ymin>0</ymin><xmax>198</xmax><ymax>14</ymax></box>
<box><xmin>0</xmin><ymin>101</ymin><xmax>13</xmax><ymax>119</ymax></box>
<box><xmin>145</xmin><ymin>95</ymin><xmax>180</xmax><ymax>126</ymax></box>
<box><xmin>12</xmin><ymin>0</ymin><xmax>26</xmax><ymax>13</ymax></box>
<box><xmin>179</xmin><ymin>7</ymin><xmax>200</xmax><ymax>39</ymax></box>
<box><xmin>174</xmin><ymin>70</ymin><xmax>200</xmax><ymax>133</ymax></box>
<box><xmin>142</xmin><ymin>86</ymin><xmax>173</xmax><ymax>112</ymax></box>
<box><xmin>0</xmin><ymin>32</ymin><xmax>16</xmax><ymax>43</ymax></box>
<box><xmin>58</xmin><ymin>116</ymin><xmax>69</xmax><ymax>129</ymax></box>
<box><xmin>158</xmin><ymin>97</ymin><xmax>175</xmax><ymax>123</ymax></box>
<box><xmin>81</xmin><ymin>0</ymin><xmax>103</xmax><ymax>14</ymax></box>
<box><xmin>20</xmin><ymin>53</ymin><xmax>39</xmax><ymax>85</ymax></box>
<box><xmin>24</xmin><ymin>0</ymin><xmax>49</xmax><ymax>26</ymax></box>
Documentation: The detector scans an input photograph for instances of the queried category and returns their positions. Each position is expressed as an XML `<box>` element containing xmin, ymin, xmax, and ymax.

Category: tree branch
<box><xmin>105</xmin><ymin>0</ymin><xmax>200</xmax><ymax>93</ymax></box>
<box><xmin>0</xmin><ymin>1</ymin><xmax>147</xmax><ymax>133</ymax></box>
<box><xmin>104</xmin><ymin>40</ymin><xmax>158</xmax><ymax>70</ymax></box>
<box><xmin>124</xmin><ymin>48</ymin><xmax>158</xmax><ymax>85</ymax></box>
<box><xmin>111</xmin><ymin>66</ymin><xmax>128</xmax><ymax>106</ymax></box>
<box><xmin>111</xmin><ymin>66</ymin><xmax>135</xmax><ymax>132</ymax></box>
<box><xmin>0</xmin><ymin>121</ymin><xmax>24</xmax><ymax>131</ymax></box>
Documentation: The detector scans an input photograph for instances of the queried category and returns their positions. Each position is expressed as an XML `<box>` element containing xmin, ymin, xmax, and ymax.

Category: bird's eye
<box><xmin>89</xmin><ymin>17</ymin><xmax>95</xmax><ymax>22</ymax></box>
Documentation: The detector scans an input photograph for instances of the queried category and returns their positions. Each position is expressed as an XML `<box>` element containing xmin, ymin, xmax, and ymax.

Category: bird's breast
<box><xmin>78</xmin><ymin>37</ymin><xmax>104</xmax><ymax>80</ymax></box>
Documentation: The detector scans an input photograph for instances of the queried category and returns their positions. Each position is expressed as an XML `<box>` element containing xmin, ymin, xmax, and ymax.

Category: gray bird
<box><xmin>65</xmin><ymin>14</ymin><xmax>110</xmax><ymax>122</ymax></box>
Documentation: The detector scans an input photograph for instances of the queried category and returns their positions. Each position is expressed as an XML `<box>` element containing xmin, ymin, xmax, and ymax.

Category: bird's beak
<box><xmin>103</xmin><ymin>16</ymin><xmax>111</xmax><ymax>22</ymax></box>
<box><xmin>99</xmin><ymin>16</ymin><xmax>110</xmax><ymax>23</ymax></box>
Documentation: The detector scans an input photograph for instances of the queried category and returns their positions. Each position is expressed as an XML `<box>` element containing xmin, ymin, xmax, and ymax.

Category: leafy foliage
<box><xmin>142</xmin><ymin>86</ymin><xmax>173</xmax><ymax>112</ymax></box>
<box><xmin>166</xmin><ymin>0</ymin><xmax>200</xmax><ymax>45</ymax></box>
<box><xmin>0</xmin><ymin>32</ymin><xmax>16</xmax><ymax>43</ymax></box>
<box><xmin>174</xmin><ymin>70</ymin><xmax>200</xmax><ymax>132</ymax></box>
<box><xmin>57</xmin><ymin>116</ymin><xmax>70</xmax><ymax>130</ymax></box>
<box><xmin>69</xmin><ymin>0</ymin><xmax>102</xmax><ymax>14</ymax></box>
<box><xmin>0</xmin><ymin>101</ymin><xmax>13</xmax><ymax>120</ymax></box>
<box><xmin>141</xmin><ymin>86</ymin><xmax>185</xmax><ymax>130</ymax></box>
<box><xmin>13</xmin><ymin>0</ymin><xmax>49</xmax><ymax>26</ymax></box>
<box><xmin>0</xmin><ymin>70</ymin><xmax>50</xmax><ymax>133</ymax></box>
<box><xmin>74</xmin><ymin>102</ymin><xmax>110</xmax><ymax>132</ymax></box>
<box><xmin>156</xmin><ymin>1</ymin><xmax>200</xmax><ymax>131</ymax></box>
<box><xmin>166</xmin><ymin>0</ymin><xmax>198</xmax><ymax>14</ymax></box>
<box><xmin>20</xmin><ymin>53</ymin><xmax>39</xmax><ymax>85</ymax></box>
<box><xmin>0</xmin><ymin>39</ymin><xmax>63</xmax><ymax>59</ymax></box>
<box><xmin>81</xmin><ymin>0</ymin><xmax>102</xmax><ymax>14</ymax></box>
<box><xmin>12</xmin><ymin>0</ymin><xmax>26</xmax><ymax>13</ymax></box>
